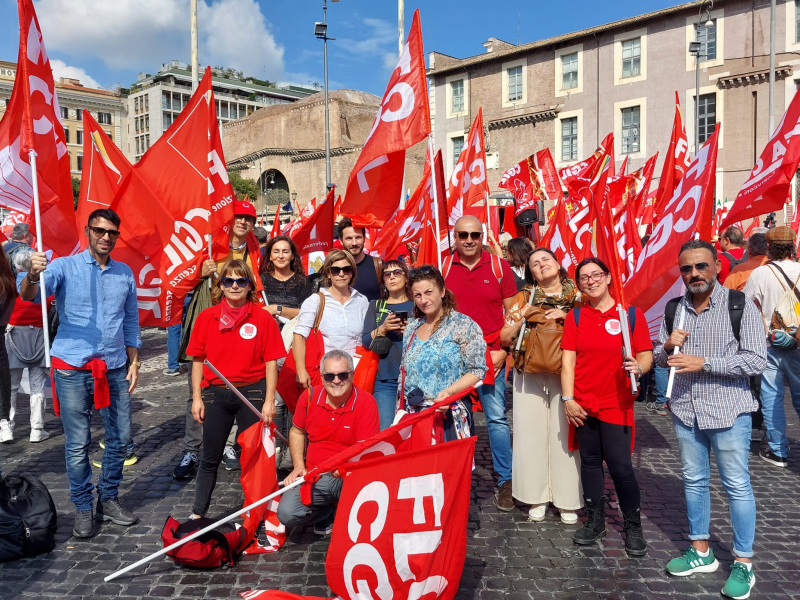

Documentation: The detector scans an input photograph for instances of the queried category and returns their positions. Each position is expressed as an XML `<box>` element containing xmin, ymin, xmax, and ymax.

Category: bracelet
<box><xmin>26</xmin><ymin>274</ymin><xmax>40</xmax><ymax>285</ymax></box>
<box><xmin>130</xmin><ymin>360</ymin><xmax>141</xmax><ymax>368</ymax></box>
<box><xmin>561</xmin><ymin>395</ymin><xmax>574</xmax><ymax>402</ymax></box>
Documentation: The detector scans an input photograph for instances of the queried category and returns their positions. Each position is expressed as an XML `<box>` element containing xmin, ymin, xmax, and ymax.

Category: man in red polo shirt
<box><xmin>444</xmin><ymin>215</ymin><xmax>518</xmax><ymax>511</ymax></box>
<box><xmin>277</xmin><ymin>349</ymin><xmax>379</xmax><ymax>535</ymax></box>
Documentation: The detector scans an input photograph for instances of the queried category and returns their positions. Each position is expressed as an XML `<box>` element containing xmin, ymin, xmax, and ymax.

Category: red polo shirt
<box><xmin>718</xmin><ymin>247</ymin><xmax>746</xmax><ymax>284</ymax></box>
<box><xmin>561</xmin><ymin>304</ymin><xmax>652</xmax><ymax>425</ymax></box>
<box><xmin>292</xmin><ymin>385</ymin><xmax>379</xmax><ymax>469</ymax></box>
<box><xmin>185</xmin><ymin>301</ymin><xmax>284</xmax><ymax>387</ymax></box>
<box><xmin>444</xmin><ymin>251</ymin><xmax>517</xmax><ymax>348</ymax></box>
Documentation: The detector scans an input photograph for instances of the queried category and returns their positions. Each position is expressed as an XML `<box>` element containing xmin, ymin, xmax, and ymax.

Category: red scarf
<box><xmin>219</xmin><ymin>299</ymin><xmax>250</xmax><ymax>331</ymax></box>
<box><xmin>50</xmin><ymin>357</ymin><xmax>109</xmax><ymax>417</ymax></box>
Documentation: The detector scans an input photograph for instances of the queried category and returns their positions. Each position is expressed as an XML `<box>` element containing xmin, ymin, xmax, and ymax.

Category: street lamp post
<box><xmin>291</xmin><ymin>190</ymin><xmax>298</xmax><ymax>217</ymax></box>
<box><xmin>315</xmin><ymin>0</ymin><xmax>338</xmax><ymax>193</ymax></box>
<box><xmin>689</xmin><ymin>41</ymin><xmax>701</xmax><ymax>155</ymax></box>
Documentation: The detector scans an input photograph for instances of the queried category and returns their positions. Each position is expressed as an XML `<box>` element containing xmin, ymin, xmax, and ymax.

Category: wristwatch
<box><xmin>277</xmin><ymin>305</ymin><xmax>283</xmax><ymax>315</ymax></box>
<box><xmin>130</xmin><ymin>360</ymin><xmax>141</xmax><ymax>368</ymax></box>
<box><xmin>561</xmin><ymin>395</ymin><xmax>574</xmax><ymax>403</ymax></box>
<box><xmin>702</xmin><ymin>358</ymin><xmax>711</xmax><ymax>373</ymax></box>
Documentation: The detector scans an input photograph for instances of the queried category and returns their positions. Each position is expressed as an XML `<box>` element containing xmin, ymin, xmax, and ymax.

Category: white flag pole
<box><xmin>104</xmin><ymin>478</ymin><xmax>303</xmax><ymax>582</ymax></box>
<box><xmin>514</xmin><ymin>289</ymin><xmax>536</xmax><ymax>354</ymax></box>
<box><xmin>617</xmin><ymin>303</ymin><xmax>638</xmax><ymax>394</ymax></box>
<box><xmin>28</xmin><ymin>150</ymin><xmax>51</xmax><ymax>368</ymax></box>
<box><xmin>206</xmin><ymin>234</ymin><xmax>213</xmax><ymax>289</ymax></box>
<box><xmin>665</xmin><ymin>307</ymin><xmax>686</xmax><ymax>399</ymax></box>
<box><xmin>428</xmin><ymin>134</ymin><xmax>443</xmax><ymax>270</ymax></box>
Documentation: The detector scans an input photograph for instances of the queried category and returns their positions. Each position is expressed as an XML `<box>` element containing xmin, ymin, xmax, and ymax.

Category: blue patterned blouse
<box><xmin>402</xmin><ymin>311</ymin><xmax>487</xmax><ymax>400</ymax></box>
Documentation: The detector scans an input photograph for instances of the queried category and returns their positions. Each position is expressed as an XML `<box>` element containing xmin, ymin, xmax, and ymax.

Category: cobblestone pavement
<box><xmin>2</xmin><ymin>328</ymin><xmax>800</xmax><ymax>599</ymax></box>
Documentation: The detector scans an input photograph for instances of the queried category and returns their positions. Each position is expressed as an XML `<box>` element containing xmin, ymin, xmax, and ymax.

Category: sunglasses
<box><xmin>578</xmin><ymin>272</ymin><xmax>607</xmax><ymax>284</ymax></box>
<box><xmin>679</xmin><ymin>262</ymin><xmax>712</xmax><ymax>274</ymax></box>
<box><xmin>456</xmin><ymin>231</ymin><xmax>482</xmax><ymax>241</ymax></box>
<box><xmin>409</xmin><ymin>265</ymin><xmax>436</xmax><ymax>278</ymax></box>
<box><xmin>321</xmin><ymin>371</ymin><xmax>352</xmax><ymax>383</ymax></box>
<box><xmin>89</xmin><ymin>226</ymin><xmax>121</xmax><ymax>240</ymax></box>
<box><xmin>383</xmin><ymin>268</ymin><xmax>405</xmax><ymax>280</ymax></box>
<box><xmin>220</xmin><ymin>277</ymin><xmax>250</xmax><ymax>288</ymax></box>
<box><xmin>329</xmin><ymin>265</ymin><xmax>354</xmax><ymax>277</ymax></box>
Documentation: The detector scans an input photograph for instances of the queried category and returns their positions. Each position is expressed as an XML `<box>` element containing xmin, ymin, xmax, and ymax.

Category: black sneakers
<box><xmin>96</xmin><ymin>498</ymin><xmax>139</xmax><ymax>526</ymax></box>
<box><xmin>72</xmin><ymin>509</ymin><xmax>94</xmax><ymax>538</ymax></box>
<box><xmin>173</xmin><ymin>451</ymin><xmax>198</xmax><ymax>479</ymax></box>
<box><xmin>759</xmin><ymin>449</ymin><xmax>788</xmax><ymax>468</ymax></box>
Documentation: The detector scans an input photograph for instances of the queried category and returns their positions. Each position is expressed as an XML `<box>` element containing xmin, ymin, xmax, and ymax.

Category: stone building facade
<box><xmin>428</xmin><ymin>0</ymin><xmax>800</xmax><ymax>223</ymax></box>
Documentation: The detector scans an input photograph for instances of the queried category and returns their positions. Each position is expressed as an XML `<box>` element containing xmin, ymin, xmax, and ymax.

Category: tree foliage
<box><xmin>72</xmin><ymin>176</ymin><xmax>81</xmax><ymax>209</ymax></box>
<box><xmin>229</xmin><ymin>172</ymin><xmax>260</xmax><ymax>201</ymax></box>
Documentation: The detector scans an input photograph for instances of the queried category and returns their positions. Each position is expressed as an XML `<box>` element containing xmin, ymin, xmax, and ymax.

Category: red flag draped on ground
<box><xmin>291</xmin><ymin>186</ymin><xmax>335</xmax><ymax>255</ymax></box>
<box><xmin>339</xmin><ymin>10</ymin><xmax>430</xmax><ymax>227</ymax></box>
<box><xmin>446</xmin><ymin>108</ymin><xmax>489</xmax><ymax>226</ymax></box>
<box><xmin>0</xmin><ymin>0</ymin><xmax>79</xmax><ymax>257</ymax></box>
<box><xmin>649</xmin><ymin>92</ymin><xmax>690</xmax><ymax>227</ymax></box>
<box><xmin>720</xmin><ymin>87</ymin><xmax>800</xmax><ymax>230</ymax></box>
<box><xmin>625</xmin><ymin>127</ymin><xmax>720</xmax><ymax>338</ymax></box>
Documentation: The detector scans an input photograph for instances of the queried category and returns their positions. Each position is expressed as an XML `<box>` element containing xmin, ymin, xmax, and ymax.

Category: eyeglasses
<box><xmin>679</xmin><ymin>262</ymin><xmax>712</xmax><ymax>274</ymax></box>
<box><xmin>456</xmin><ymin>231</ymin><xmax>482</xmax><ymax>241</ymax></box>
<box><xmin>578</xmin><ymin>272</ymin><xmax>607</xmax><ymax>284</ymax></box>
<box><xmin>321</xmin><ymin>371</ymin><xmax>352</xmax><ymax>383</ymax></box>
<box><xmin>329</xmin><ymin>265</ymin><xmax>354</xmax><ymax>277</ymax></box>
<box><xmin>89</xmin><ymin>226</ymin><xmax>121</xmax><ymax>240</ymax></box>
<box><xmin>234</xmin><ymin>215</ymin><xmax>255</xmax><ymax>222</ymax></box>
<box><xmin>383</xmin><ymin>268</ymin><xmax>405</xmax><ymax>280</ymax></box>
<box><xmin>220</xmin><ymin>277</ymin><xmax>250</xmax><ymax>288</ymax></box>
<box><xmin>408</xmin><ymin>265</ymin><xmax>436</xmax><ymax>278</ymax></box>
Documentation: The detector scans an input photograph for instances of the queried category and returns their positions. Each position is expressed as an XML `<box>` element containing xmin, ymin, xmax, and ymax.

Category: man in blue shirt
<box><xmin>19</xmin><ymin>208</ymin><xmax>142</xmax><ymax>538</ymax></box>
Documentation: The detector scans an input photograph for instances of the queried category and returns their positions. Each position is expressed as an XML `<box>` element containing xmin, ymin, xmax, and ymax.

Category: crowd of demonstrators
<box><xmin>501</xmin><ymin>248</ymin><xmax>581</xmax><ymax>524</ymax></box>
<box><xmin>504</xmin><ymin>236</ymin><xmax>535</xmax><ymax>291</ymax></box>
<box><xmin>724</xmin><ymin>229</ymin><xmax>769</xmax><ymax>292</ymax></box>
<box><xmin>361</xmin><ymin>260</ymin><xmax>412</xmax><ymax>430</ymax></box>
<box><xmin>337</xmin><ymin>218</ymin><xmax>382</xmax><ymax>302</ymax></box>
<box><xmin>253</xmin><ymin>226</ymin><xmax>269</xmax><ymax>264</ymax></box>
<box><xmin>743</xmin><ymin>226</ymin><xmax>800</xmax><ymax>468</ymax></box>
<box><xmin>185</xmin><ymin>260</ymin><xmax>283</xmax><ymax>519</ymax></box>
<box><xmin>656</xmin><ymin>240</ymin><xmax>766</xmax><ymax>600</ymax></box>
<box><xmin>718</xmin><ymin>226</ymin><xmax>748</xmax><ymax>284</ymax></box>
<box><xmin>562</xmin><ymin>257</ymin><xmax>652</xmax><ymax>556</ymax></box>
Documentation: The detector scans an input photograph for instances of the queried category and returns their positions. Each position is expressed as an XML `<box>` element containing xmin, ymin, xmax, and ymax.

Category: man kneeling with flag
<box><xmin>277</xmin><ymin>349</ymin><xmax>379</xmax><ymax>535</ymax></box>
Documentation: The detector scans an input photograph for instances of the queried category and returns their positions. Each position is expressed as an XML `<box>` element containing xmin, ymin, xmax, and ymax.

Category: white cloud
<box><xmin>336</xmin><ymin>17</ymin><xmax>395</xmax><ymax>59</ymax></box>
<box><xmin>35</xmin><ymin>0</ymin><xmax>285</xmax><ymax>80</ymax></box>
<box><xmin>49</xmin><ymin>59</ymin><xmax>100</xmax><ymax>88</ymax></box>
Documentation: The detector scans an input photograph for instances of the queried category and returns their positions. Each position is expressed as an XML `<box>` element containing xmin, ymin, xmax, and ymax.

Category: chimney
<box><xmin>59</xmin><ymin>77</ymin><xmax>82</xmax><ymax>86</ymax></box>
<box><xmin>482</xmin><ymin>38</ymin><xmax>495</xmax><ymax>53</ymax></box>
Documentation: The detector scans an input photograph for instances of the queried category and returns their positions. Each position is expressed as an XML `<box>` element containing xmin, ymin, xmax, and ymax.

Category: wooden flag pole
<box><xmin>428</xmin><ymin>134</ymin><xmax>443</xmax><ymax>269</ymax></box>
<box><xmin>28</xmin><ymin>150</ymin><xmax>51</xmax><ymax>368</ymax></box>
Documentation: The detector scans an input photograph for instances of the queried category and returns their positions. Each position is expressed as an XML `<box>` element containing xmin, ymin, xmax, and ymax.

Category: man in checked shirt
<box><xmin>654</xmin><ymin>240</ymin><xmax>766</xmax><ymax>600</ymax></box>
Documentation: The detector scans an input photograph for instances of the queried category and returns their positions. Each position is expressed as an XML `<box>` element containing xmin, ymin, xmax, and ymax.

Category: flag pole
<box><xmin>104</xmin><ymin>478</ymin><xmax>303</xmax><ymax>582</ymax></box>
<box><xmin>203</xmin><ymin>359</ymin><xmax>289</xmax><ymax>445</ymax></box>
<box><xmin>28</xmin><ymin>150</ymin><xmax>51</xmax><ymax>368</ymax></box>
<box><xmin>206</xmin><ymin>235</ymin><xmax>213</xmax><ymax>288</ymax></box>
<box><xmin>428</xmin><ymin>134</ymin><xmax>443</xmax><ymax>270</ymax></box>
<box><xmin>617</xmin><ymin>303</ymin><xmax>638</xmax><ymax>394</ymax></box>
<box><xmin>665</xmin><ymin>307</ymin><xmax>686</xmax><ymax>399</ymax></box>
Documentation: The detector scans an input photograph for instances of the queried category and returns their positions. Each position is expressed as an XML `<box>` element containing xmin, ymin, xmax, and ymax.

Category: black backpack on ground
<box><xmin>0</xmin><ymin>473</ymin><xmax>58</xmax><ymax>562</ymax></box>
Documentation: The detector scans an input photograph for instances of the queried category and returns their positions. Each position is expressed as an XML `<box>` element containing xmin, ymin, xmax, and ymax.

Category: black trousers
<box><xmin>192</xmin><ymin>380</ymin><xmax>265</xmax><ymax>516</ymax></box>
<box><xmin>575</xmin><ymin>416</ymin><xmax>640</xmax><ymax>513</ymax></box>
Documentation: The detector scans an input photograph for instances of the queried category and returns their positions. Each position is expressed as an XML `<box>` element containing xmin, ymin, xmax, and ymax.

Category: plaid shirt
<box><xmin>653</xmin><ymin>282</ymin><xmax>767</xmax><ymax>430</ymax></box>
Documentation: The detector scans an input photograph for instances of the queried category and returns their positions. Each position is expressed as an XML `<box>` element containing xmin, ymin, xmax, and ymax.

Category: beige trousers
<box><xmin>512</xmin><ymin>371</ymin><xmax>583</xmax><ymax>510</ymax></box>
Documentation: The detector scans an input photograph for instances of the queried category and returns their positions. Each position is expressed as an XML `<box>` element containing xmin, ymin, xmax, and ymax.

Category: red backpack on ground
<box><xmin>161</xmin><ymin>516</ymin><xmax>247</xmax><ymax>569</ymax></box>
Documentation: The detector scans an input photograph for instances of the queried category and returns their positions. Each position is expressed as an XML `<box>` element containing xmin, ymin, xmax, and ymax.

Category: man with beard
<box><xmin>655</xmin><ymin>240</ymin><xmax>766</xmax><ymax>600</ymax></box>
<box><xmin>337</xmin><ymin>217</ymin><xmax>382</xmax><ymax>302</ymax></box>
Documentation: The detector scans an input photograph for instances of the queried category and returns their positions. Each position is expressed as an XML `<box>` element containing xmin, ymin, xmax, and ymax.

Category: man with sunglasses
<box><xmin>654</xmin><ymin>240</ymin><xmax>766</xmax><ymax>599</ymax></box>
<box><xmin>444</xmin><ymin>215</ymin><xmax>518</xmax><ymax>512</ymax></box>
<box><xmin>277</xmin><ymin>349</ymin><xmax>379</xmax><ymax>534</ymax></box>
<box><xmin>337</xmin><ymin>217</ymin><xmax>382</xmax><ymax>302</ymax></box>
<box><xmin>19</xmin><ymin>209</ymin><xmax>142</xmax><ymax>539</ymax></box>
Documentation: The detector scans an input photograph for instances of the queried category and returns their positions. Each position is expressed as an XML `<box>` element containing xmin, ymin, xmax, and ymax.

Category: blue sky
<box><xmin>0</xmin><ymin>0</ymin><xmax>681</xmax><ymax>94</ymax></box>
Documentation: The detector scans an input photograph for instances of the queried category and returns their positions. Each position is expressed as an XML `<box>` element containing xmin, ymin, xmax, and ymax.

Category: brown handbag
<box><xmin>520</xmin><ymin>305</ymin><xmax>565</xmax><ymax>375</ymax></box>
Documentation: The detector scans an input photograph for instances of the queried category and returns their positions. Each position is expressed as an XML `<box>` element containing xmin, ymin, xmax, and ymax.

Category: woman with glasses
<box><xmin>259</xmin><ymin>236</ymin><xmax>312</xmax><ymax>327</ymax></box>
<box><xmin>361</xmin><ymin>260</ymin><xmax>413</xmax><ymax>429</ymax></box>
<box><xmin>561</xmin><ymin>257</ymin><xmax>652</xmax><ymax>557</ymax></box>
<box><xmin>402</xmin><ymin>266</ymin><xmax>486</xmax><ymax>441</ymax></box>
<box><xmin>293</xmin><ymin>250</ymin><xmax>369</xmax><ymax>390</ymax></box>
<box><xmin>185</xmin><ymin>260</ymin><xmax>284</xmax><ymax>519</ymax></box>
<box><xmin>500</xmin><ymin>247</ymin><xmax>581</xmax><ymax>525</ymax></box>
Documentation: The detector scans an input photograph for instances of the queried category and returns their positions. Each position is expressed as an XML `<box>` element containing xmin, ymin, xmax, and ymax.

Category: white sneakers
<box><xmin>0</xmin><ymin>420</ymin><xmax>12</xmax><ymax>443</ymax></box>
<box><xmin>29</xmin><ymin>429</ymin><xmax>50</xmax><ymax>443</ymax></box>
<box><xmin>560</xmin><ymin>510</ymin><xmax>578</xmax><ymax>524</ymax></box>
<box><xmin>528</xmin><ymin>504</ymin><xmax>579</xmax><ymax>524</ymax></box>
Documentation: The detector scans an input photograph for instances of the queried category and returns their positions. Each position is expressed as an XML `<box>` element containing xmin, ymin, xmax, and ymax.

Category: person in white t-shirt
<box><xmin>743</xmin><ymin>226</ymin><xmax>800</xmax><ymax>468</ymax></box>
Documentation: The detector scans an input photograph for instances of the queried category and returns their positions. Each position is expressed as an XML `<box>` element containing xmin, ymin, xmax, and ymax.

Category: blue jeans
<box><xmin>672</xmin><ymin>413</ymin><xmax>755</xmax><ymax>558</ymax></box>
<box><xmin>373</xmin><ymin>379</ymin><xmax>398</xmax><ymax>431</ymax></box>
<box><xmin>760</xmin><ymin>345</ymin><xmax>800</xmax><ymax>458</ymax></box>
<box><xmin>653</xmin><ymin>364</ymin><xmax>668</xmax><ymax>407</ymax></box>
<box><xmin>479</xmin><ymin>366</ymin><xmax>512</xmax><ymax>485</ymax></box>
<box><xmin>54</xmin><ymin>366</ymin><xmax>132</xmax><ymax>512</ymax></box>
<box><xmin>167</xmin><ymin>323</ymin><xmax>182</xmax><ymax>370</ymax></box>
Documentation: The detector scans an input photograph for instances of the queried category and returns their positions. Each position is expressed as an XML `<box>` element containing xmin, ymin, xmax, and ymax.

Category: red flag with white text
<box><xmin>499</xmin><ymin>148</ymin><xmax>563</xmax><ymax>218</ymax></box>
<box><xmin>292</xmin><ymin>187</ymin><xmax>335</xmax><ymax>255</ymax></box>
<box><xmin>650</xmin><ymin>92</ymin><xmax>691</xmax><ymax>226</ymax></box>
<box><xmin>558</xmin><ymin>132</ymin><xmax>614</xmax><ymax>189</ymax></box>
<box><xmin>446</xmin><ymin>108</ymin><xmax>489</xmax><ymax>225</ymax></box>
<box><xmin>593</xmin><ymin>157</ymin><xmax>627</xmax><ymax>305</ymax></box>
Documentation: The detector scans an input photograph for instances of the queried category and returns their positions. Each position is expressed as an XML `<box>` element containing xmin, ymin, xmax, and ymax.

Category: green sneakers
<box><xmin>722</xmin><ymin>562</ymin><xmax>755</xmax><ymax>600</ymax></box>
<box><xmin>666</xmin><ymin>546</ymin><xmax>720</xmax><ymax>576</ymax></box>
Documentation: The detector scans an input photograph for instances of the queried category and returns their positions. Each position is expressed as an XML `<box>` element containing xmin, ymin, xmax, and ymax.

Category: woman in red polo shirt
<box><xmin>186</xmin><ymin>260</ymin><xmax>284</xmax><ymax>518</ymax></box>
<box><xmin>561</xmin><ymin>257</ymin><xmax>652</xmax><ymax>557</ymax></box>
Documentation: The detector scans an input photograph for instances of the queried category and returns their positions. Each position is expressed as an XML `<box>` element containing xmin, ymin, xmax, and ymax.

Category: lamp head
<box><xmin>689</xmin><ymin>41</ymin><xmax>702</xmax><ymax>55</ymax></box>
<box><xmin>314</xmin><ymin>22</ymin><xmax>327</xmax><ymax>38</ymax></box>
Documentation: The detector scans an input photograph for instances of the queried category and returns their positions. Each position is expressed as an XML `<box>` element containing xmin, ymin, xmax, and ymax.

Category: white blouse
<box><xmin>294</xmin><ymin>287</ymin><xmax>369</xmax><ymax>358</ymax></box>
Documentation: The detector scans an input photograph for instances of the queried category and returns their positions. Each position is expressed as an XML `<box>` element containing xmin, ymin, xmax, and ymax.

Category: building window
<box><xmin>621</xmin><ymin>106</ymin><xmax>641</xmax><ymax>154</ymax></box>
<box><xmin>134</xmin><ymin>97</ymin><xmax>140</xmax><ymax>114</ymax></box>
<box><xmin>76</xmin><ymin>109</ymin><xmax>83</xmax><ymax>121</ymax></box>
<box><xmin>562</xmin><ymin>53</ymin><xmax>578</xmax><ymax>90</ymax></box>
<box><xmin>695</xmin><ymin>20</ymin><xmax>717</xmax><ymax>61</ymax></box>
<box><xmin>163</xmin><ymin>113</ymin><xmax>172</xmax><ymax>130</ymax></box>
<box><xmin>451</xmin><ymin>80</ymin><xmax>464</xmax><ymax>114</ymax></box>
<box><xmin>97</xmin><ymin>112</ymin><xmax>112</xmax><ymax>125</ymax></box>
<box><xmin>135</xmin><ymin>118</ymin><xmax>140</xmax><ymax>133</ymax></box>
<box><xmin>61</xmin><ymin>106</ymin><xmax>69</xmax><ymax>120</ymax></box>
<box><xmin>64</xmin><ymin>129</ymin><xmax>69</xmax><ymax>144</ymax></box>
<box><xmin>162</xmin><ymin>91</ymin><xmax>171</xmax><ymax>110</ymax></box>
<box><xmin>561</xmin><ymin>117</ymin><xmax>578</xmax><ymax>161</ymax></box>
<box><xmin>144</xmin><ymin>95</ymin><xmax>149</xmax><ymax>110</ymax></box>
<box><xmin>507</xmin><ymin>65</ymin><xmax>523</xmax><ymax>102</ymax></box>
<box><xmin>136</xmin><ymin>137</ymin><xmax>140</xmax><ymax>155</ymax></box>
<box><xmin>183</xmin><ymin>94</ymin><xmax>190</xmax><ymax>107</ymax></box>
<box><xmin>697</xmin><ymin>93</ymin><xmax>716</xmax><ymax>143</ymax></box>
<box><xmin>173</xmin><ymin>92</ymin><xmax>182</xmax><ymax>111</ymax></box>
<box><xmin>105</xmin><ymin>130</ymin><xmax>113</xmax><ymax>141</ymax></box>
<box><xmin>221</xmin><ymin>102</ymin><xmax>229</xmax><ymax>119</ymax></box>
<box><xmin>145</xmin><ymin>114</ymin><xmax>149</xmax><ymax>131</ymax></box>
<box><xmin>621</xmin><ymin>38</ymin><xmax>641</xmax><ymax>78</ymax></box>
<box><xmin>145</xmin><ymin>134</ymin><xmax>150</xmax><ymax>150</ymax></box>
<box><xmin>76</xmin><ymin>130</ymin><xmax>83</xmax><ymax>145</ymax></box>
<box><xmin>77</xmin><ymin>155</ymin><xmax>83</xmax><ymax>171</ymax></box>
<box><xmin>452</xmin><ymin>136</ymin><xmax>465</xmax><ymax>168</ymax></box>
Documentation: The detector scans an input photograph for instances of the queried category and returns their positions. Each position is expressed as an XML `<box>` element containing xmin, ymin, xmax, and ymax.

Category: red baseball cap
<box><xmin>234</xmin><ymin>199</ymin><xmax>257</xmax><ymax>219</ymax></box>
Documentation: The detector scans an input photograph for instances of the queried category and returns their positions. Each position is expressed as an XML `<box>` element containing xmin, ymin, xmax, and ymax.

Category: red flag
<box><xmin>652</xmin><ymin>92</ymin><xmax>691</xmax><ymax>226</ymax></box>
<box><xmin>240</xmin><ymin>592</ymin><xmax>332</xmax><ymax>600</ymax></box>
<box><xmin>625</xmin><ymin>127</ymin><xmax>720</xmax><ymax>337</ymax></box>
<box><xmin>286</xmin><ymin>198</ymin><xmax>316</xmax><ymax>238</ymax></box>
<box><xmin>340</xmin><ymin>10</ymin><xmax>430</xmax><ymax>226</ymax></box>
<box><xmin>502</xmin><ymin>202</ymin><xmax>524</xmax><ymax>238</ymax></box>
<box><xmin>619</xmin><ymin>155</ymin><xmax>628</xmax><ymax>176</ymax></box>
<box><xmin>538</xmin><ymin>199</ymin><xmax>573</xmax><ymax>273</ymax></box>
<box><xmin>615</xmin><ymin>200</ymin><xmax>642</xmax><ymax>283</ymax></box>
<box><xmin>415</xmin><ymin>191</ymin><xmax>439</xmax><ymax>266</ymax></box>
<box><xmin>325</xmin><ymin>438</ymin><xmax>475</xmax><ymax>600</ymax></box>
<box><xmin>744</xmin><ymin>217</ymin><xmax>760</xmax><ymax>237</ymax></box>
<box><xmin>270</xmin><ymin>203</ymin><xmax>282</xmax><ymax>239</ymax></box>
<box><xmin>593</xmin><ymin>157</ymin><xmax>627</xmax><ymax>305</ymax></box>
<box><xmin>291</xmin><ymin>187</ymin><xmax>334</xmax><ymax>255</ymax></box>
<box><xmin>606</xmin><ymin>154</ymin><xmax>657</xmax><ymax>223</ymax></box>
<box><xmin>499</xmin><ymin>148</ymin><xmax>563</xmax><ymax>219</ymax></box>
<box><xmin>720</xmin><ymin>88</ymin><xmax>800</xmax><ymax>230</ymax></box>
<box><xmin>0</xmin><ymin>209</ymin><xmax>27</xmax><ymax>239</ymax></box>
<box><xmin>0</xmin><ymin>0</ymin><xmax>79</xmax><ymax>257</ymax></box>
<box><xmin>238</xmin><ymin>421</ymin><xmax>286</xmax><ymax>555</ymax></box>
<box><xmin>333</xmin><ymin>194</ymin><xmax>342</xmax><ymax>222</ymax></box>
<box><xmin>558</xmin><ymin>132</ymin><xmax>614</xmax><ymax>188</ymax></box>
<box><xmin>373</xmin><ymin>163</ymin><xmax>430</xmax><ymax>260</ymax></box>
<box><xmin>446</xmin><ymin>108</ymin><xmax>489</xmax><ymax>225</ymax></box>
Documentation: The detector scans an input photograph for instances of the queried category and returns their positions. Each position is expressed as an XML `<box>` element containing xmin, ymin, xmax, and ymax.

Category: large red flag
<box><xmin>446</xmin><ymin>108</ymin><xmax>489</xmax><ymax>225</ymax></box>
<box><xmin>720</xmin><ymin>87</ymin><xmax>800</xmax><ymax>230</ymax></box>
<box><xmin>558</xmin><ymin>132</ymin><xmax>614</xmax><ymax>188</ymax></box>
<box><xmin>651</xmin><ymin>92</ymin><xmax>691</xmax><ymax>226</ymax></box>
<box><xmin>340</xmin><ymin>10</ymin><xmax>430</xmax><ymax>226</ymax></box>
<box><xmin>538</xmin><ymin>199</ymin><xmax>573</xmax><ymax>272</ymax></box>
<box><xmin>593</xmin><ymin>157</ymin><xmax>627</xmax><ymax>305</ymax></box>
<box><xmin>0</xmin><ymin>0</ymin><xmax>79</xmax><ymax>257</ymax></box>
<box><xmin>499</xmin><ymin>148</ymin><xmax>563</xmax><ymax>219</ymax></box>
<box><xmin>625</xmin><ymin>127</ymin><xmax>720</xmax><ymax>338</ymax></box>
<box><xmin>291</xmin><ymin>187</ymin><xmax>335</xmax><ymax>255</ymax></box>
<box><xmin>270</xmin><ymin>203</ymin><xmax>282</xmax><ymax>239</ymax></box>
<box><xmin>415</xmin><ymin>190</ymin><xmax>439</xmax><ymax>266</ymax></box>
<box><xmin>372</xmin><ymin>162</ymin><xmax>430</xmax><ymax>260</ymax></box>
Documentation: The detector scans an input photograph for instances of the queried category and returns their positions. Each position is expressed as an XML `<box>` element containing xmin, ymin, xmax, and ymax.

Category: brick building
<box><xmin>427</xmin><ymin>0</ymin><xmax>800</xmax><ymax>223</ymax></box>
